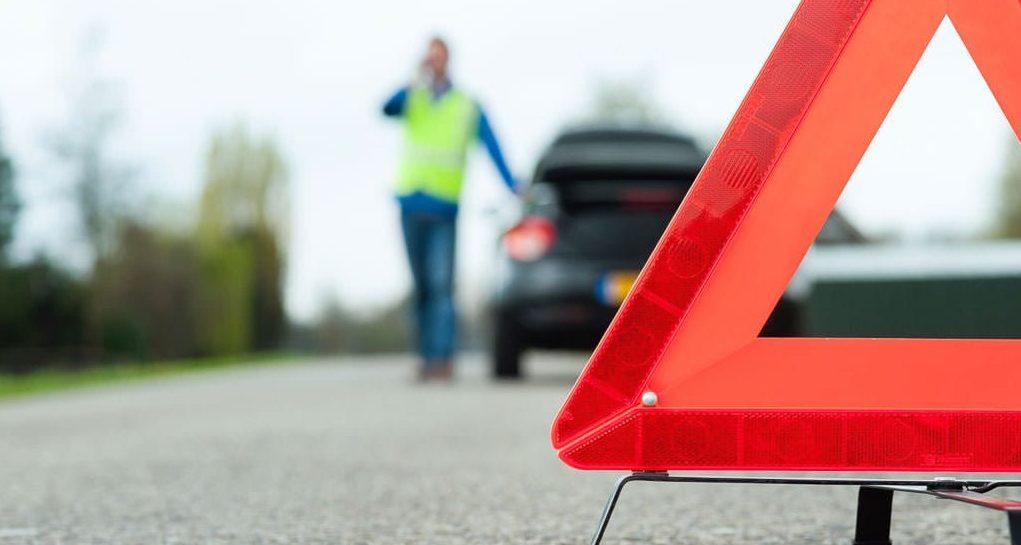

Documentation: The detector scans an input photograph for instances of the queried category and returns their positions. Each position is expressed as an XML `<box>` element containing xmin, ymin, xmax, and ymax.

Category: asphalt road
<box><xmin>0</xmin><ymin>354</ymin><xmax>1016</xmax><ymax>544</ymax></box>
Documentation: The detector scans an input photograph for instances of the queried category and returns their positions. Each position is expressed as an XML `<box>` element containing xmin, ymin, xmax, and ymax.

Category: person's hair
<box><xmin>429</xmin><ymin>36</ymin><xmax>450</xmax><ymax>57</ymax></box>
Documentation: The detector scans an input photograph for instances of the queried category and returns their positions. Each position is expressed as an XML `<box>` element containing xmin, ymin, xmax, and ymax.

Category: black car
<box><xmin>488</xmin><ymin>125</ymin><xmax>862</xmax><ymax>378</ymax></box>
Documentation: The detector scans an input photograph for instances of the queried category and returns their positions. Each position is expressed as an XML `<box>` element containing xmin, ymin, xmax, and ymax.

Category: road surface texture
<box><xmin>0</xmin><ymin>354</ymin><xmax>1016</xmax><ymax>544</ymax></box>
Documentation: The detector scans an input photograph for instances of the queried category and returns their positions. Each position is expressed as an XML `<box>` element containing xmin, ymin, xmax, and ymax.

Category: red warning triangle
<box><xmin>552</xmin><ymin>0</ymin><xmax>1021</xmax><ymax>472</ymax></box>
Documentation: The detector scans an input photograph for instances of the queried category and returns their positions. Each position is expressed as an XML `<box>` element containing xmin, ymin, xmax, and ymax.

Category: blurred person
<box><xmin>382</xmin><ymin>36</ymin><xmax>517</xmax><ymax>381</ymax></box>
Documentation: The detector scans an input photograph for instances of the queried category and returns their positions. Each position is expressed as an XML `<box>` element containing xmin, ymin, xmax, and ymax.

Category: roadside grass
<box><xmin>0</xmin><ymin>352</ymin><xmax>296</xmax><ymax>400</ymax></box>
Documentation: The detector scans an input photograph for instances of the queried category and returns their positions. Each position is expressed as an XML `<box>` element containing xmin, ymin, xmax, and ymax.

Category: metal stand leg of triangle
<box><xmin>589</xmin><ymin>474</ymin><xmax>1021</xmax><ymax>545</ymax></box>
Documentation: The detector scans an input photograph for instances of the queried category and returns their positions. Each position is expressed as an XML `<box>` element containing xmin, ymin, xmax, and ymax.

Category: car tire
<box><xmin>492</xmin><ymin>316</ymin><xmax>524</xmax><ymax>380</ymax></box>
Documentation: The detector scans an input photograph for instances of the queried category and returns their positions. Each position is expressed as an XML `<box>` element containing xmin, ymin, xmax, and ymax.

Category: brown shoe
<box><xmin>416</xmin><ymin>360</ymin><xmax>453</xmax><ymax>382</ymax></box>
<box><xmin>432</xmin><ymin>361</ymin><xmax>454</xmax><ymax>381</ymax></box>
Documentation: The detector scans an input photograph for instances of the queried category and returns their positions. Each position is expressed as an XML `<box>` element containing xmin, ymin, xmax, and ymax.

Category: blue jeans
<box><xmin>400</xmin><ymin>210</ymin><xmax>457</xmax><ymax>365</ymax></box>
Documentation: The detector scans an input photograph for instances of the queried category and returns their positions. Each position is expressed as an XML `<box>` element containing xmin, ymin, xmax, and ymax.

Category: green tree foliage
<box><xmin>0</xmin><ymin>258</ymin><xmax>88</xmax><ymax>373</ymax></box>
<box><xmin>196</xmin><ymin>124</ymin><xmax>289</xmax><ymax>355</ymax></box>
<box><xmin>996</xmin><ymin>137</ymin><xmax>1021</xmax><ymax>238</ymax></box>
<box><xmin>196</xmin><ymin>239</ymin><xmax>255</xmax><ymax>355</ymax></box>
<box><xmin>0</xmin><ymin>129</ymin><xmax>19</xmax><ymax>263</ymax></box>
<box><xmin>0</xmin><ymin>120</ymin><xmax>292</xmax><ymax>370</ymax></box>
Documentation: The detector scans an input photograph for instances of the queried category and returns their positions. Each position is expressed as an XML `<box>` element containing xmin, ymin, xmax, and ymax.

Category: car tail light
<box><xmin>503</xmin><ymin>216</ymin><xmax>556</xmax><ymax>262</ymax></box>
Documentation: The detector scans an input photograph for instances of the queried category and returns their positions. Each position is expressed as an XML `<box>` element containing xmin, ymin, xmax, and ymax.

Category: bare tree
<box><xmin>586</xmin><ymin>78</ymin><xmax>666</xmax><ymax>125</ymax></box>
<box><xmin>46</xmin><ymin>27</ymin><xmax>134</xmax><ymax>266</ymax></box>
<box><xmin>0</xmin><ymin>123</ymin><xmax>18</xmax><ymax>263</ymax></box>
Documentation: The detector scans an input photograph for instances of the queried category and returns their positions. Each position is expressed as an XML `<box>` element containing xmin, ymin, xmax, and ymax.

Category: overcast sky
<box><xmin>0</xmin><ymin>0</ymin><xmax>1017</xmax><ymax>321</ymax></box>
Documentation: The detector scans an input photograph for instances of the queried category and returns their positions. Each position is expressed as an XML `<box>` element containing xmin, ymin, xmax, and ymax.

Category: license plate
<box><xmin>597</xmin><ymin>271</ymin><xmax>639</xmax><ymax>307</ymax></box>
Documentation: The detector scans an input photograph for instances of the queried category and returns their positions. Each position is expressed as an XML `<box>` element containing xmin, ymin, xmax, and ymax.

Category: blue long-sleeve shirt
<box><xmin>383</xmin><ymin>84</ymin><xmax>516</xmax><ymax>216</ymax></box>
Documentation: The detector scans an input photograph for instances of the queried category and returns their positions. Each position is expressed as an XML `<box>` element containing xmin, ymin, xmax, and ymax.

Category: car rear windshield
<box><xmin>551</xmin><ymin>175</ymin><xmax>694</xmax><ymax>214</ymax></box>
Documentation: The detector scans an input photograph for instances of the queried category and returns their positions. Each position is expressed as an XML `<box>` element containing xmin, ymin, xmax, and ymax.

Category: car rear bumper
<box><xmin>493</xmin><ymin>258</ymin><xmax>640</xmax><ymax>349</ymax></box>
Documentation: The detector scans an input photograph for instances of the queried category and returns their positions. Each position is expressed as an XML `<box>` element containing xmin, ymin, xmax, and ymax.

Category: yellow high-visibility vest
<box><xmin>396</xmin><ymin>86</ymin><xmax>478</xmax><ymax>204</ymax></box>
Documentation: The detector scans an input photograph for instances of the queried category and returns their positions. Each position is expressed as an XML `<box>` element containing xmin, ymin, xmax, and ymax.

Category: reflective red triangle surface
<box><xmin>552</xmin><ymin>0</ymin><xmax>1021</xmax><ymax>472</ymax></box>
